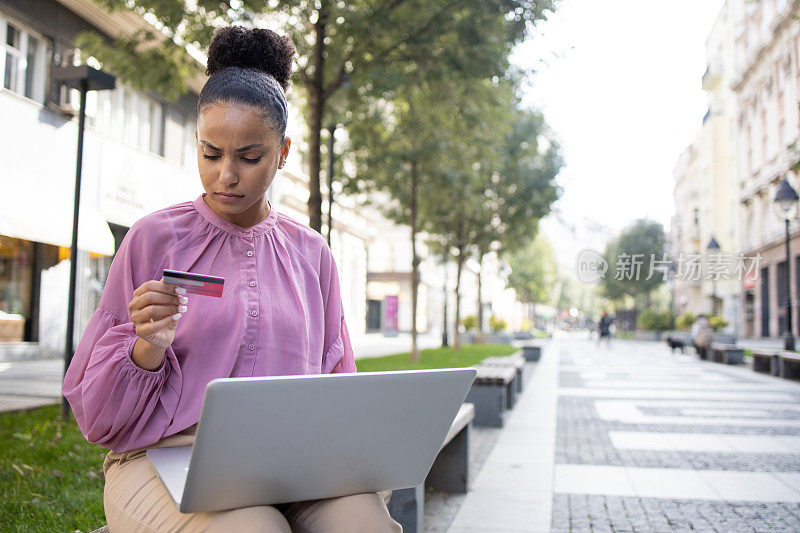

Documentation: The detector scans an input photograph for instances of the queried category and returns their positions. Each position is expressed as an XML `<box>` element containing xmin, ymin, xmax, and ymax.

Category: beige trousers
<box><xmin>102</xmin><ymin>426</ymin><xmax>401</xmax><ymax>532</ymax></box>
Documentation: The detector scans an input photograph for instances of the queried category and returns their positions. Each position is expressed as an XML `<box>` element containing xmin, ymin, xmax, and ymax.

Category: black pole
<box><xmin>327</xmin><ymin>124</ymin><xmax>335</xmax><ymax>247</ymax></box>
<box><xmin>785</xmin><ymin>217</ymin><xmax>795</xmax><ymax>351</ymax></box>
<box><xmin>62</xmin><ymin>79</ymin><xmax>88</xmax><ymax>419</ymax></box>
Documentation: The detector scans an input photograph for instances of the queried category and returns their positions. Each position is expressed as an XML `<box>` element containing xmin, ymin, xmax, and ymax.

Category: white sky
<box><xmin>512</xmin><ymin>0</ymin><xmax>726</xmax><ymax>234</ymax></box>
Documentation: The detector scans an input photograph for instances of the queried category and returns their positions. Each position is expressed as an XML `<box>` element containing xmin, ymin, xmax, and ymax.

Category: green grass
<box><xmin>1</xmin><ymin>344</ymin><xmax>513</xmax><ymax>531</ymax></box>
<box><xmin>356</xmin><ymin>343</ymin><xmax>517</xmax><ymax>372</ymax></box>
<box><xmin>0</xmin><ymin>404</ymin><xmax>107</xmax><ymax>533</ymax></box>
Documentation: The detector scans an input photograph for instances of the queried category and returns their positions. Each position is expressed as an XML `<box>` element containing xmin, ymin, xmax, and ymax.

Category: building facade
<box><xmin>733</xmin><ymin>0</ymin><xmax>800</xmax><ymax>338</ymax></box>
<box><xmin>672</xmin><ymin>0</ymin><xmax>800</xmax><ymax>338</ymax></box>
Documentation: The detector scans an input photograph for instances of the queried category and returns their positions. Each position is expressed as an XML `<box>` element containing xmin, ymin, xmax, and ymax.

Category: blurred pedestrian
<box><xmin>597</xmin><ymin>310</ymin><xmax>613</xmax><ymax>348</ymax></box>
<box><xmin>691</xmin><ymin>315</ymin><xmax>713</xmax><ymax>359</ymax></box>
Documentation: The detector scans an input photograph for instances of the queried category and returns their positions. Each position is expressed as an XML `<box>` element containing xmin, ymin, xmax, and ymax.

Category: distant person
<box><xmin>691</xmin><ymin>315</ymin><xmax>713</xmax><ymax>358</ymax></box>
<box><xmin>597</xmin><ymin>310</ymin><xmax>613</xmax><ymax>348</ymax></box>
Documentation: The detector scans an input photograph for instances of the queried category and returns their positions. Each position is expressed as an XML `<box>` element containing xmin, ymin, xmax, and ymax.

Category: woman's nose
<box><xmin>219</xmin><ymin>158</ymin><xmax>238</xmax><ymax>186</ymax></box>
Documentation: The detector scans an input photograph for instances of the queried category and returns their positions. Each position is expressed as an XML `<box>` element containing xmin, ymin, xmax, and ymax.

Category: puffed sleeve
<box><xmin>318</xmin><ymin>248</ymin><xmax>357</xmax><ymax>374</ymax></box>
<box><xmin>62</xmin><ymin>223</ymin><xmax>183</xmax><ymax>452</ymax></box>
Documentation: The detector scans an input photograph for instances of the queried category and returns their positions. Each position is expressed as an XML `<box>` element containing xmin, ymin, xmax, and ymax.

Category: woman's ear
<box><xmin>279</xmin><ymin>137</ymin><xmax>292</xmax><ymax>168</ymax></box>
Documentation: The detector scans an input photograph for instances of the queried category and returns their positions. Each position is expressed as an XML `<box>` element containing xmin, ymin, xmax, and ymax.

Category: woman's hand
<box><xmin>128</xmin><ymin>280</ymin><xmax>188</xmax><ymax>370</ymax></box>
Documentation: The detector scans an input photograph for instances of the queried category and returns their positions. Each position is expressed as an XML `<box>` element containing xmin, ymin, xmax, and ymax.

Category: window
<box><xmin>1</xmin><ymin>18</ymin><xmax>46</xmax><ymax>103</ymax></box>
<box><xmin>163</xmin><ymin>108</ymin><xmax>186</xmax><ymax>165</ymax></box>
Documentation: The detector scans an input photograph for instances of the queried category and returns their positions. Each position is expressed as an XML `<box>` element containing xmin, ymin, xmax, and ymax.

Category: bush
<box><xmin>461</xmin><ymin>315</ymin><xmax>477</xmax><ymax>331</ymax></box>
<box><xmin>638</xmin><ymin>310</ymin><xmax>674</xmax><ymax>331</ymax></box>
<box><xmin>489</xmin><ymin>314</ymin><xmax>507</xmax><ymax>332</ymax></box>
<box><xmin>520</xmin><ymin>318</ymin><xmax>533</xmax><ymax>331</ymax></box>
<box><xmin>708</xmin><ymin>315</ymin><xmax>729</xmax><ymax>331</ymax></box>
<box><xmin>675</xmin><ymin>312</ymin><xmax>696</xmax><ymax>331</ymax></box>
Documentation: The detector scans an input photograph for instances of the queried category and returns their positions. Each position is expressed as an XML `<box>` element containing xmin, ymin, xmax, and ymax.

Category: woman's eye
<box><xmin>202</xmin><ymin>154</ymin><xmax>220</xmax><ymax>160</ymax></box>
<box><xmin>242</xmin><ymin>156</ymin><xmax>262</xmax><ymax>164</ymax></box>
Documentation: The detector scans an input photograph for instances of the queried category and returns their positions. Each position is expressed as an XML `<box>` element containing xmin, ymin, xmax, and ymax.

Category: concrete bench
<box><xmin>464</xmin><ymin>365</ymin><xmax>517</xmax><ymax>427</ymax></box>
<box><xmin>387</xmin><ymin>402</ymin><xmax>476</xmax><ymax>533</ymax></box>
<box><xmin>521</xmin><ymin>342</ymin><xmax>543</xmax><ymax>362</ymax></box>
<box><xmin>751</xmin><ymin>349</ymin><xmax>781</xmax><ymax>375</ymax></box>
<box><xmin>710</xmin><ymin>343</ymin><xmax>744</xmax><ymax>365</ymax></box>
<box><xmin>778</xmin><ymin>351</ymin><xmax>800</xmax><ymax>380</ymax></box>
<box><xmin>480</xmin><ymin>352</ymin><xmax>526</xmax><ymax>406</ymax></box>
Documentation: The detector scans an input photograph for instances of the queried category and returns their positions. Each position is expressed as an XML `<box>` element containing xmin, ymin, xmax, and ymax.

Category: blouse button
<box><xmin>250</xmin><ymin>310</ymin><xmax>258</xmax><ymax>317</ymax></box>
<box><xmin>246</xmin><ymin>251</ymin><xmax>254</xmax><ymax>257</ymax></box>
<box><xmin>242</xmin><ymin>229</ymin><xmax>250</xmax><ymax>235</ymax></box>
<box><xmin>248</xmin><ymin>343</ymin><xmax>256</xmax><ymax>351</ymax></box>
<box><xmin>249</xmin><ymin>281</ymin><xmax>257</xmax><ymax>287</ymax></box>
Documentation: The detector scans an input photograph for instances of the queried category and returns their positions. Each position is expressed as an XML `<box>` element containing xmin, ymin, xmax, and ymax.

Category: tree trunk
<box><xmin>531</xmin><ymin>301</ymin><xmax>537</xmax><ymax>329</ymax></box>
<box><xmin>441</xmin><ymin>259</ymin><xmax>449</xmax><ymax>348</ymax></box>
<box><xmin>409</xmin><ymin>161</ymin><xmax>419</xmax><ymax>361</ymax></box>
<box><xmin>306</xmin><ymin>5</ymin><xmax>328</xmax><ymax>233</ymax></box>
<box><xmin>475</xmin><ymin>255</ymin><xmax>483</xmax><ymax>344</ymax></box>
<box><xmin>453</xmin><ymin>247</ymin><xmax>465</xmax><ymax>351</ymax></box>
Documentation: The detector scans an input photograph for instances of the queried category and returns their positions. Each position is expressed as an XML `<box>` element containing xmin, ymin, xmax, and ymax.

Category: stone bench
<box><xmin>479</xmin><ymin>352</ymin><xmax>526</xmax><ymax>408</ymax></box>
<box><xmin>464</xmin><ymin>365</ymin><xmax>517</xmax><ymax>427</ymax></box>
<box><xmin>710</xmin><ymin>343</ymin><xmax>744</xmax><ymax>365</ymax></box>
<box><xmin>751</xmin><ymin>349</ymin><xmax>781</xmax><ymax>375</ymax></box>
<box><xmin>387</xmin><ymin>402</ymin><xmax>476</xmax><ymax>533</ymax></box>
<box><xmin>778</xmin><ymin>351</ymin><xmax>800</xmax><ymax>380</ymax></box>
<box><xmin>521</xmin><ymin>342</ymin><xmax>544</xmax><ymax>362</ymax></box>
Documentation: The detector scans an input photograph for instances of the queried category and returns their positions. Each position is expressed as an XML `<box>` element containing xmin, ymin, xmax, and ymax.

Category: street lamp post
<box><xmin>706</xmin><ymin>237</ymin><xmax>720</xmax><ymax>316</ymax></box>
<box><xmin>52</xmin><ymin>65</ymin><xmax>116</xmax><ymax>418</ymax></box>
<box><xmin>774</xmin><ymin>178</ymin><xmax>799</xmax><ymax>351</ymax></box>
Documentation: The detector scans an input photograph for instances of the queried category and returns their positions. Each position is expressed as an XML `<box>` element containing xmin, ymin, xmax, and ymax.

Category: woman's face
<box><xmin>196</xmin><ymin>103</ymin><xmax>290</xmax><ymax>227</ymax></box>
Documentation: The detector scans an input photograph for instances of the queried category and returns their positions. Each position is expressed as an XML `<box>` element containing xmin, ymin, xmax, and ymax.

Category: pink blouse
<box><xmin>62</xmin><ymin>194</ymin><xmax>357</xmax><ymax>452</ymax></box>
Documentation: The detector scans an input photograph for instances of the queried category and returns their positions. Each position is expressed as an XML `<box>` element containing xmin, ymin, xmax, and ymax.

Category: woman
<box><xmin>62</xmin><ymin>26</ymin><xmax>401</xmax><ymax>532</ymax></box>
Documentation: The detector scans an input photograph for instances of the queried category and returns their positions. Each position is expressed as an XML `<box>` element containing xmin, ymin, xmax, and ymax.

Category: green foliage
<box><xmin>709</xmin><ymin>315</ymin><xmax>729</xmax><ymax>331</ymax></box>
<box><xmin>356</xmin><ymin>344</ymin><xmax>517</xmax><ymax>372</ymax></box>
<box><xmin>0</xmin><ymin>405</ymin><xmax>107</xmax><ymax>532</ymax></box>
<box><xmin>520</xmin><ymin>318</ymin><xmax>533</xmax><ymax>331</ymax></box>
<box><xmin>74</xmin><ymin>30</ymin><xmax>198</xmax><ymax>102</ymax></box>
<box><xmin>489</xmin><ymin>314</ymin><xmax>507</xmax><ymax>332</ymax></box>
<box><xmin>506</xmin><ymin>233</ymin><xmax>558</xmax><ymax>305</ymax></box>
<box><xmin>461</xmin><ymin>315</ymin><xmax>477</xmax><ymax>331</ymax></box>
<box><xmin>602</xmin><ymin>219</ymin><xmax>667</xmax><ymax>306</ymax></box>
<box><xmin>675</xmin><ymin>312</ymin><xmax>696</xmax><ymax>331</ymax></box>
<box><xmin>638</xmin><ymin>310</ymin><xmax>674</xmax><ymax>331</ymax></box>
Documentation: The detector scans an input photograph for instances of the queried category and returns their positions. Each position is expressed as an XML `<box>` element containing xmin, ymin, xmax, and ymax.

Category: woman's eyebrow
<box><xmin>201</xmin><ymin>140</ymin><xmax>264</xmax><ymax>152</ymax></box>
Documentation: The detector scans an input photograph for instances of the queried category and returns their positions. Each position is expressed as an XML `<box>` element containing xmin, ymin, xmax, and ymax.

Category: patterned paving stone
<box><xmin>553</xmin><ymin>338</ymin><xmax>800</xmax><ymax>531</ymax></box>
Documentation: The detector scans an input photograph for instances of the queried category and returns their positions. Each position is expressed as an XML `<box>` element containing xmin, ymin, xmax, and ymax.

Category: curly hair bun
<box><xmin>206</xmin><ymin>26</ymin><xmax>295</xmax><ymax>91</ymax></box>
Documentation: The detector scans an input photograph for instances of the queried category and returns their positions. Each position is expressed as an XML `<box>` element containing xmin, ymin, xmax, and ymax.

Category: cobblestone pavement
<box><xmin>551</xmin><ymin>338</ymin><xmax>800</xmax><ymax>532</ymax></box>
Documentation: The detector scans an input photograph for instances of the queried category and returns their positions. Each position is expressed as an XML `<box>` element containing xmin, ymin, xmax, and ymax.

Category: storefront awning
<box><xmin>0</xmin><ymin>204</ymin><xmax>115</xmax><ymax>256</ymax></box>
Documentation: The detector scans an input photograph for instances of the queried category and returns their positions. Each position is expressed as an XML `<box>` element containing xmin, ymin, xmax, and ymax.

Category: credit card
<box><xmin>162</xmin><ymin>269</ymin><xmax>225</xmax><ymax>298</ymax></box>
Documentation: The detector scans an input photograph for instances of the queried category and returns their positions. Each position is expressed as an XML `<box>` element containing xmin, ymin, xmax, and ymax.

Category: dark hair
<box><xmin>198</xmin><ymin>27</ymin><xmax>295</xmax><ymax>138</ymax></box>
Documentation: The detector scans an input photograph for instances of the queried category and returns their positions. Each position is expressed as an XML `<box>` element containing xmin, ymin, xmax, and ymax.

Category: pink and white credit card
<box><xmin>162</xmin><ymin>269</ymin><xmax>225</xmax><ymax>298</ymax></box>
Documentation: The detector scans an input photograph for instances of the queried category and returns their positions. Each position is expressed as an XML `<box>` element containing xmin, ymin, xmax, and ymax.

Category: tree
<box><xmin>471</xmin><ymin>106</ymin><xmax>562</xmax><ymax>340</ymax></box>
<box><xmin>75</xmin><ymin>0</ymin><xmax>556</xmax><ymax>233</ymax></box>
<box><xmin>506</xmin><ymin>233</ymin><xmax>557</xmax><ymax>325</ymax></box>
<box><xmin>602</xmin><ymin>219</ymin><xmax>666</xmax><ymax>310</ymax></box>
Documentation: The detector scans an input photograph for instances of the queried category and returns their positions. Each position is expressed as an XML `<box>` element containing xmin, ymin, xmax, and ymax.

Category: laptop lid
<box><xmin>156</xmin><ymin>368</ymin><xmax>476</xmax><ymax>513</ymax></box>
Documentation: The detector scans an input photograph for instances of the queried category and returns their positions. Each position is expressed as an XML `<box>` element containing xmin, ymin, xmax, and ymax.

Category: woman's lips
<box><xmin>215</xmin><ymin>192</ymin><xmax>244</xmax><ymax>203</ymax></box>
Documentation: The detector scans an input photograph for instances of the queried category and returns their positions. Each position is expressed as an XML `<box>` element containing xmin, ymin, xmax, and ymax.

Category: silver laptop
<box><xmin>146</xmin><ymin>368</ymin><xmax>476</xmax><ymax>513</ymax></box>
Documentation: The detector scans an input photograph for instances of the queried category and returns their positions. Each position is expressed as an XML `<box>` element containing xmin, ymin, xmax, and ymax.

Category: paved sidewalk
<box><xmin>552</xmin><ymin>337</ymin><xmax>800</xmax><ymax>532</ymax></box>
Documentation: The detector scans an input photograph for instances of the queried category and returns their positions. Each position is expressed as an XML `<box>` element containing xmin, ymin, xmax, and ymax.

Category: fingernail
<box><xmin>175</xmin><ymin>287</ymin><xmax>187</xmax><ymax>295</ymax></box>
<box><xmin>178</xmin><ymin>306</ymin><xmax>188</xmax><ymax>313</ymax></box>
<box><xmin>172</xmin><ymin>313</ymin><xmax>182</xmax><ymax>321</ymax></box>
<box><xmin>178</xmin><ymin>296</ymin><xmax>189</xmax><ymax>304</ymax></box>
